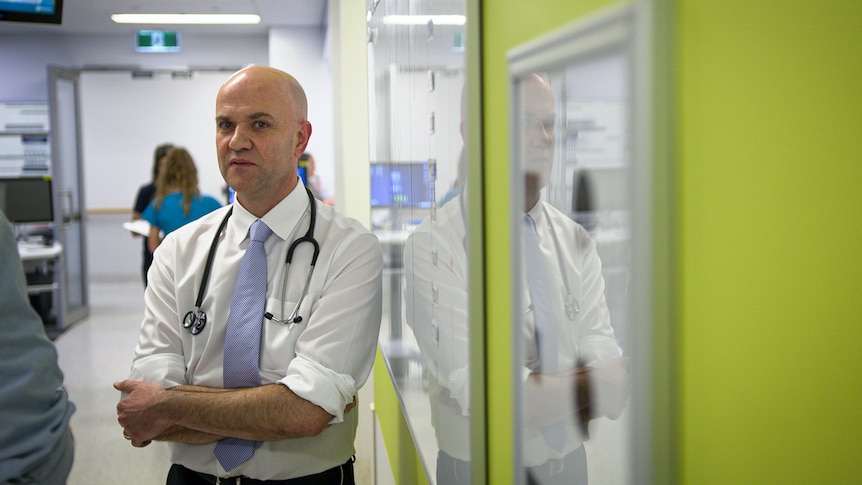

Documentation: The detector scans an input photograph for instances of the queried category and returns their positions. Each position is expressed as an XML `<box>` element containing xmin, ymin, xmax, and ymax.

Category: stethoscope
<box><xmin>523</xmin><ymin>203</ymin><xmax>581</xmax><ymax>322</ymax></box>
<box><xmin>453</xmin><ymin>187</ymin><xmax>580</xmax><ymax>321</ymax></box>
<box><xmin>182</xmin><ymin>186</ymin><xmax>320</xmax><ymax>335</ymax></box>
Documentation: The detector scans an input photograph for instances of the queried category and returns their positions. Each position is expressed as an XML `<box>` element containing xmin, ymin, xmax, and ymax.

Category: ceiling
<box><xmin>0</xmin><ymin>0</ymin><xmax>329</xmax><ymax>36</ymax></box>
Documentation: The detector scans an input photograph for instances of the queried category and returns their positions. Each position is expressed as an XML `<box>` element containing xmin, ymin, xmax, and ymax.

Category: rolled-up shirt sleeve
<box><xmin>279</xmin><ymin>231</ymin><xmax>383</xmax><ymax>423</ymax></box>
<box><xmin>129</xmin><ymin>231</ymin><xmax>190</xmax><ymax>389</ymax></box>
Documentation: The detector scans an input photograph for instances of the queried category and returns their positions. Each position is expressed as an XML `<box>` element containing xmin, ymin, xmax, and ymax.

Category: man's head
<box><xmin>215</xmin><ymin>65</ymin><xmax>313</xmax><ymax>217</ymax></box>
<box><xmin>520</xmin><ymin>73</ymin><xmax>556</xmax><ymax>212</ymax></box>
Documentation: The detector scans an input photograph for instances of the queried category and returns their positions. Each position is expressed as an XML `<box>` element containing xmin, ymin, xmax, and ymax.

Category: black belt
<box><xmin>168</xmin><ymin>458</ymin><xmax>354</xmax><ymax>485</ymax></box>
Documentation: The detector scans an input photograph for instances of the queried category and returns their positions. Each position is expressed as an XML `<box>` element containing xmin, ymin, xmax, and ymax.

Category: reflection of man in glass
<box><xmin>519</xmin><ymin>74</ymin><xmax>627</xmax><ymax>485</ymax></box>
<box><xmin>403</xmin><ymin>90</ymin><xmax>473</xmax><ymax>484</ymax></box>
<box><xmin>519</xmin><ymin>72</ymin><xmax>629</xmax><ymax>485</ymax></box>
<box><xmin>404</xmin><ymin>73</ymin><xmax>629</xmax><ymax>485</ymax></box>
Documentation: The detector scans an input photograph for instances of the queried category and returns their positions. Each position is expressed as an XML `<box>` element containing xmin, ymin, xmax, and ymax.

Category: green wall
<box><xmin>373</xmin><ymin>351</ymin><xmax>430</xmax><ymax>485</ymax></box>
<box><xmin>376</xmin><ymin>1</ymin><xmax>862</xmax><ymax>483</ymax></box>
<box><xmin>677</xmin><ymin>1</ymin><xmax>862</xmax><ymax>483</ymax></box>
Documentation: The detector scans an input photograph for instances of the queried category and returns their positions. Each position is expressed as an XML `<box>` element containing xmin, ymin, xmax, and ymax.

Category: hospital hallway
<box><xmin>51</xmin><ymin>277</ymin><xmax>379</xmax><ymax>484</ymax></box>
<box><xmin>52</xmin><ymin>279</ymin><xmax>168</xmax><ymax>483</ymax></box>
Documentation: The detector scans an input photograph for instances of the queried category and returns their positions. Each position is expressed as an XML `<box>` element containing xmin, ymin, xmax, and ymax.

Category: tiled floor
<box><xmin>53</xmin><ymin>279</ymin><xmax>169</xmax><ymax>483</ymax></box>
<box><xmin>52</xmin><ymin>278</ymin><xmax>379</xmax><ymax>484</ymax></box>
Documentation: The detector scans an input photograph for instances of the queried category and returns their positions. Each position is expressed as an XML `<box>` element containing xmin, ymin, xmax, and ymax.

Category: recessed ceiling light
<box><xmin>111</xmin><ymin>14</ymin><xmax>261</xmax><ymax>25</ymax></box>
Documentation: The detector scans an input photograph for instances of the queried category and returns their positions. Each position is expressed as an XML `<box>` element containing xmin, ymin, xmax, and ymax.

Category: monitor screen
<box><xmin>0</xmin><ymin>0</ymin><xmax>63</xmax><ymax>24</ymax></box>
<box><xmin>0</xmin><ymin>177</ymin><xmax>54</xmax><ymax>224</ymax></box>
<box><xmin>370</xmin><ymin>162</ymin><xmax>434</xmax><ymax>208</ymax></box>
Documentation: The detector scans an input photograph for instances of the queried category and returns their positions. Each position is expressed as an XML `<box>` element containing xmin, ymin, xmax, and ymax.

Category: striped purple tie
<box><xmin>213</xmin><ymin>219</ymin><xmax>271</xmax><ymax>471</ymax></box>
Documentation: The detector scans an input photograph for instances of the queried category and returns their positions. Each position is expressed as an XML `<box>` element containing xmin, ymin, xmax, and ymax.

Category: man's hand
<box><xmin>591</xmin><ymin>356</ymin><xmax>631</xmax><ymax>420</ymax></box>
<box><xmin>114</xmin><ymin>380</ymin><xmax>172</xmax><ymax>447</ymax></box>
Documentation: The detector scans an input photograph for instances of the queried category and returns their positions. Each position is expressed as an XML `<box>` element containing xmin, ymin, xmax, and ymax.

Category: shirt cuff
<box><xmin>279</xmin><ymin>356</ymin><xmax>356</xmax><ymax>424</ymax></box>
<box><xmin>129</xmin><ymin>353</ymin><xmax>187</xmax><ymax>389</ymax></box>
<box><xmin>447</xmin><ymin>367</ymin><xmax>471</xmax><ymax>416</ymax></box>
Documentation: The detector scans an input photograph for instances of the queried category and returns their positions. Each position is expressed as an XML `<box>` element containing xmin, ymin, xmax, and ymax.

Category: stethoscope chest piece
<box><xmin>183</xmin><ymin>310</ymin><xmax>207</xmax><ymax>335</ymax></box>
<box><xmin>183</xmin><ymin>187</ymin><xmax>319</xmax><ymax>336</ymax></box>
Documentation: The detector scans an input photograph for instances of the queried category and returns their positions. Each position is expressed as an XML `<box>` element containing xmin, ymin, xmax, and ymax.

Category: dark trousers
<box><xmin>437</xmin><ymin>446</ymin><xmax>587</xmax><ymax>485</ymax></box>
<box><xmin>142</xmin><ymin>249</ymin><xmax>153</xmax><ymax>287</ymax></box>
<box><xmin>166</xmin><ymin>459</ymin><xmax>354</xmax><ymax>485</ymax></box>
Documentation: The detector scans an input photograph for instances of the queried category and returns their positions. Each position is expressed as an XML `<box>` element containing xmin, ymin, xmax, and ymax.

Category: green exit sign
<box><xmin>136</xmin><ymin>30</ymin><xmax>180</xmax><ymax>53</ymax></box>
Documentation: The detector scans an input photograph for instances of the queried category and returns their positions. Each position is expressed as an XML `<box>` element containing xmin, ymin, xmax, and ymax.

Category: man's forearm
<box><xmin>163</xmin><ymin>383</ymin><xmax>335</xmax><ymax>441</ymax></box>
<box><xmin>152</xmin><ymin>424</ymin><xmax>224</xmax><ymax>444</ymax></box>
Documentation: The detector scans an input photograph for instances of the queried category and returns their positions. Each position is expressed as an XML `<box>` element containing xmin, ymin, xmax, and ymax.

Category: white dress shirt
<box><xmin>520</xmin><ymin>200</ymin><xmax>621</xmax><ymax>465</ymax></box>
<box><xmin>404</xmin><ymin>197</ymin><xmax>620</xmax><ymax>466</ymax></box>
<box><xmin>129</xmin><ymin>184</ymin><xmax>383</xmax><ymax>480</ymax></box>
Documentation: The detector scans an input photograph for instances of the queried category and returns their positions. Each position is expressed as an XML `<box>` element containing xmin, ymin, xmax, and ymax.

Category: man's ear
<box><xmin>295</xmin><ymin>121</ymin><xmax>313</xmax><ymax>157</ymax></box>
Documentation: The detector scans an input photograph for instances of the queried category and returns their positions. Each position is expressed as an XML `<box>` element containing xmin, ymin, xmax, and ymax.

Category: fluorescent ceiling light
<box><xmin>382</xmin><ymin>15</ymin><xmax>466</xmax><ymax>26</ymax></box>
<box><xmin>111</xmin><ymin>14</ymin><xmax>261</xmax><ymax>25</ymax></box>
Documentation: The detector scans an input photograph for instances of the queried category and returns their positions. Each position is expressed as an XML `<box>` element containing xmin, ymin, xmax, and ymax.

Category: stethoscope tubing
<box><xmin>184</xmin><ymin>186</ymin><xmax>318</xmax><ymax>334</ymax></box>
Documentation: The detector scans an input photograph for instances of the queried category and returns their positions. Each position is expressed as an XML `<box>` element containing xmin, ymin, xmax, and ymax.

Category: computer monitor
<box><xmin>370</xmin><ymin>162</ymin><xmax>435</xmax><ymax>208</ymax></box>
<box><xmin>0</xmin><ymin>0</ymin><xmax>63</xmax><ymax>25</ymax></box>
<box><xmin>0</xmin><ymin>177</ymin><xmax>55</xmax><ymax>224</ymax></box>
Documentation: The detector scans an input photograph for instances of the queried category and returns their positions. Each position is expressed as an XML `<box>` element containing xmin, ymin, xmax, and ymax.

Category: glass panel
<box><xmin>368</xmin><ymin>0</ymin><xmax>468</xmax><ymax>483</ymax></box>
<box><xmin>511</xmin><ymin>21</ymin><xmax>639</xmax><ymax>485</ymax></box>
<box><xmin>49</xmin><ymin>67</ymin><xmax>89</xmax><ymax>328</ymax></box>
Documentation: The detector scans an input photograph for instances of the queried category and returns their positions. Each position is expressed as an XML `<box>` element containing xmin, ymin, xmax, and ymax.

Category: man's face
<box><xmin>215</xmin><ymin>70</ymin><xmax>311</xmax><ymax>207</ymax></box>
<box><xmin>521</xmin><ymin>75</ymin><xmax>556</xmax><ymax>206</ymax></box>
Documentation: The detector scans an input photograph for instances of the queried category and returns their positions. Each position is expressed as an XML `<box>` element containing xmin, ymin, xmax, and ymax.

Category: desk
<box><xmin>18</xmin><ymin>241</ymin><xmax>62</xmax><ymax>323</ymax></box>
<box><xmin>18</xmin><ymin>240</ymin><xmax>62</xmax><ymax>260</ymax></box>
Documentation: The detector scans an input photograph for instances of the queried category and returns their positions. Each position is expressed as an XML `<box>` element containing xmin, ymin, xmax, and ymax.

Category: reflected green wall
<box><xmin>481</xmin><ymin>3</ymin><xmax>625</xmax><ymax>485</ymax></box>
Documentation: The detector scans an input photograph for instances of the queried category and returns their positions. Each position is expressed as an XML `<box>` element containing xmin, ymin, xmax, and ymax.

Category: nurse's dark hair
<box><xmin>152</xmin><ymin>143</ymin><xmax>175</xmax><ymax>181</ymax></box>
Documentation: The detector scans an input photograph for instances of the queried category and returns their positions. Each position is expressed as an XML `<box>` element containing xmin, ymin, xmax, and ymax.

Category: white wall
<box><xmin>0</xmin><ymin>33</ymin><xmax>268</xmax><ymax>100</ymax></box>
<box><xmin>79</xmin><ymin>70</ymin><xmax>233</xmax><ymax>210</ymax></box>
<box><xmin>268</xmin><ymin>27</ymin><xmax>336</xmax><ymax>204</ymax></box>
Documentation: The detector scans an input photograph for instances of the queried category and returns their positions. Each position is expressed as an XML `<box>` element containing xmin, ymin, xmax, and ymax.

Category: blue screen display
<box><xmin>370</xmin><ymin>162</ymin><xmax>434</xmax><ymax>208</ymax></box>
<box><xmin>0</xmin><ymin>0</ymin><xmax>62</xmax><ymax>24</ymax></box>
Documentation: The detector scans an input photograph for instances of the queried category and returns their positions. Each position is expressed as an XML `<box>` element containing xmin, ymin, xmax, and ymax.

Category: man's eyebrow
<box><xmin>247</xmin><ymin>112</ymin><xmax>274</xmax><ymax>120</ymax></box>
<box><xmin>215</xmin><ymin>112</ymin><xmax>274</xmax><ymax>122</ymax></box>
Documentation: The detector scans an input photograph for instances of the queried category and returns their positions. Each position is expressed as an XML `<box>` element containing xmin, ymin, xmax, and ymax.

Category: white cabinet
<box><xmin>0</xmin><ymin>102</ymin><xmax>51</xmax><ymax>177</ymax></box>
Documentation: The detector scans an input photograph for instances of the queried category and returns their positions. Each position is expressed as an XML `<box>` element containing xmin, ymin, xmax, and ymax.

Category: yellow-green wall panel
<box><xmin>481</xmin><ymin>2</ymin><xmax>632</xmax><ymax>485</ymax></box>
<box><xmin>678</xmin><ymin>1</ymin><xmax>862</xmax><ymax>483</ymax></box>
<box><xmin>373</xmin><ymin>350</ymin><xmax>430</xmax><ymax>485</ymax></box>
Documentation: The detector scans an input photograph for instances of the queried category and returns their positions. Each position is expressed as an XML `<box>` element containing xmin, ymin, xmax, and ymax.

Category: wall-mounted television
<box><xmin>370</xmin><ymin>162</ymin><xmax>435</xmax><ymax>208</ymax></box>
<box><xmin>0</xmin><ymin>0</ymin><xmax>63</xmax><ymax>25</ymax></box>
<box><xmin>0</xmin><ymin>177</ymin><xmax>55</xmax><ymax>224</ymax></box>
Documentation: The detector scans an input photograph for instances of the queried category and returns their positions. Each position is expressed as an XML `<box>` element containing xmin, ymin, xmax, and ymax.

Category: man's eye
<box><xmin>254</xmin><ymin>121</ymin><xmax>269</xmax><ymax>128</ymax></box>
<box><xmin>218</xmin><ymin>121</ymin><xmax>233</xmax><ymax>130</ymax></box>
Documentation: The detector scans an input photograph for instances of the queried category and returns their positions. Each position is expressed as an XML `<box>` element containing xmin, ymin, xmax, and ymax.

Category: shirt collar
<box><xmin>229</xmin><ymin>184</ymin><xmax>311</xmax><ymax>245</ymax></box>
<box><xmin>525</xmin><ymin>200</ymin><xmax>547</xmax><ymax>229</ymax></box>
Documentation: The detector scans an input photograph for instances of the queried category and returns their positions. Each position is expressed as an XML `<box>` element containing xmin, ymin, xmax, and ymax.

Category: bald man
<box><xmin>116</xmin><ymin>66</ymin><xmax>383</xmax><ymax>484</ymax></box>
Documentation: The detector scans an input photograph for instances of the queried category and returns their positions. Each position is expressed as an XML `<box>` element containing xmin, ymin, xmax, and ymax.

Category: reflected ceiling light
<box><xmin>382</xmin><ymin>15</ymin><xmax>466</xmax><ymax>26</ymax></box>
<box><xmin>111</xmin><ymin>14</ymin><xmax>261</xmax><ymax>25</ymax></box>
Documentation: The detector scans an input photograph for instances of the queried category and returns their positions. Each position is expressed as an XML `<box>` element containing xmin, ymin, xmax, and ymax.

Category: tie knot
<box><xmin>249</xmin><ymin>220</ymin><xmax>272</xmax><ymax>243</ymax></box>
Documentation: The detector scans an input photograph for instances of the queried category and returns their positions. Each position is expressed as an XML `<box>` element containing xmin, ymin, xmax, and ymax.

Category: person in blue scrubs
<box><xmin>142</xmin><ymin>147</ymin><xmax>222</xmax><ymax>254</ymax></box>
